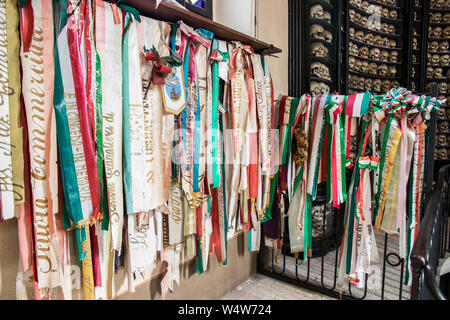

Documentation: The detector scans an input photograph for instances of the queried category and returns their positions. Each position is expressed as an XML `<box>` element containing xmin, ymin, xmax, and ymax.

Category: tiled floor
<box><xmin>220</xmin><ymin>273</ymin><xmax>334</xmax><ymax>300</ymax></box>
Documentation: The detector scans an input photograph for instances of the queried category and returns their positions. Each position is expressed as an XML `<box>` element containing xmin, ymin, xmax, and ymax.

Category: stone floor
<box><xmin>220</xmin><ymin>273</ymin><xmax>334</xmax><ymax>300</ymax></box>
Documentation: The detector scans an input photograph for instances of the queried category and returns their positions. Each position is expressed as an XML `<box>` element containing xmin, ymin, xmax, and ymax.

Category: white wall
<box><xmin>213</xmin><ymin>0</ymin><xmax>256</xmax><ymax>37</ymax></box>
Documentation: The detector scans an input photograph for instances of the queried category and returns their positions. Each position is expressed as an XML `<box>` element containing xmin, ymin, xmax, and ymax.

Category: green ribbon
<box><xmin>54</xmin><ymin>30</ymin><xmax>86</xmax><ymax>262</ymax></box>
<box><xmin>210</xmin><ymin>41</ymin><xmax>228</xmax><ymax>189</ymax></box>
<box><xmin>117</xmin><ymin>0</ymin><xmax>141</xmax><ymax>22</ymax></box>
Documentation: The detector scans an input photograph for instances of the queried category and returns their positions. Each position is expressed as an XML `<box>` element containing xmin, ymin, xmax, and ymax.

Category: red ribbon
<box><xmin>19</xmin><ymin>1</ymin><xmax>34</xmax><ymax>53</ymax></box>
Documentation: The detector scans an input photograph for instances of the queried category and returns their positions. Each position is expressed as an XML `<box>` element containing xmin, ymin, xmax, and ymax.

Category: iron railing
<box><xmin>256</xmin><ymin>163</ymin><xmax>450</xmax><ymax>300</ymax></box>
<box><xmin>410</xmin><ymin>165</ymin><xmax>450</xmax><ymax>300</ymax></box>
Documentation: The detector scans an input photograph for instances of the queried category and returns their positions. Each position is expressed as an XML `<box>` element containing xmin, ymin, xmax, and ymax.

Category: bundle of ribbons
<box><xmin>1</xmin><ymin>0</ymin><xmax>277</xmax><ymax>300</ymax></box>
<box><xmin>268</xmin><ymin>89</ymin><xmax>444</xmax><ymax>292</ymax></box>
<box><xmin>0</xmin><ymin>0</ymin><xmax>444</xmax><ymax>300</ymax></box>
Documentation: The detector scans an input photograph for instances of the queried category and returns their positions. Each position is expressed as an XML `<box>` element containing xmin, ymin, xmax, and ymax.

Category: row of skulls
<box><xmin>427</xmin><ymin>52</ymin><xmax>450</xmax><ymax>66</ymax></box>
<box><xmin>349</xmin><ymin>42</ymin><xmax>399</xmax><ymax>62</ymax></box>
<box><xmin>425</xmin><ymin>81</ymin><xmax>449</xmax><ymax>94</ymax></box>
<box><xmin>350</xmin><ymin>9</ymin><xmax>397</xmax><ymax>34</ymax></box>
<box><xmin>435</xmin><ymin>148</ymin><xmax>450</xmax><ymax>160</ymax></box>
<box><xmin>349</xmin><ymin>57</ymin><xmax>397</xmax><ymax>77</ymax></box>
<box><xmin>310</xmin><ymin>81</ymin><xmax>330</xmax><ymax>97</ymax></box>
<box><xmin>429</xmin><ymin>26</ymin><xmax>450</xmax><ymax>39</ymax></box>
<box><xmin>350</xmin><ymin>27</ymin><xmax>397</xmax><ymax>48</ymax></box>
<box><xmin>310</xmin><ymin>24</ymin><xmax>333</xmax><ymax>43</ymax></box>
<box><xmin>349</xmin><ymin>0</ymin><xmax>399</xmax><ymax>19</ymax></box>
<box><xmin>426</xmin><ymin>66</ymin><xmax>450</xmax><ymax>79</ymax></box>
<box><xmin>349</xmin><ymin>74</ymin><xmax>400</xmax><ymax>92</ymax></box>
<box><xmin>428</xmin><ymin>40</ymin><xmax>450</xmax><ymax>53</ymax></box>
<box><xmin>310</xmin><ymin>4</ymin><xmax>332</xmax><ymax>23</ymax></box>
<box><xmin>429</xmin><ymin>12</ymin><xmax>450</xmax><ymax>23</ymax></box>
<box><xmin>430</xmin><ymin>0</ymin><xmax>450</xmax><ymax>9</ymax></box>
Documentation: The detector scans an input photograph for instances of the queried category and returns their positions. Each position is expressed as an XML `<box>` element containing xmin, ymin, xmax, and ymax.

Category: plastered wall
<box><xmin>0</xmin><ymin>0</ymin><xmax>289</xmax><ymax>300</ymax></box>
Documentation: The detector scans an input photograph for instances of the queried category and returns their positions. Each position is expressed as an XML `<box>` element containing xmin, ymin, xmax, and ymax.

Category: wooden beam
<box><xmin>117</xmin><ymin>0</ymin><xmax>282</xmax><ymax>54</ymax></box>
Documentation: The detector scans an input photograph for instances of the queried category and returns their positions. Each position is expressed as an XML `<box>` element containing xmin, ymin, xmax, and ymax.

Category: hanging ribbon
<box><xmin>325</xmin><ymin>95</ymin><xmax>347</xmax><ymax>208</ymax></box>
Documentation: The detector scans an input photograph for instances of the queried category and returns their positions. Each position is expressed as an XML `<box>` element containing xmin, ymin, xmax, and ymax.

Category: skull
<box><xmin>412</xmin><ymin>67</ymin><xmax>416</xmax><ymax>77</ymax></box>
<box><xmin>324</xmin><ymin>30</ymin><xmax>333</xmax><ymax>42</ymax></box>
<box><xmin>310</xmin><ymin>82</ymin><xmax>322</xmax><ymax>97</ymax></box>
<box><xmin>382</xmin><ymin>8</ymin><xmax>389</xmax><ymax>18</ymax></box>
<box><xmin>354</xmin><ymin>0</ymin><xmax>362</xmax><ymax>7</ymax></box>
<box><xmin>413</xmin><ymin>37</ymin><xmax>418</xmax><ymax>50</ymax></box>
<box><xmin>430</xmin><ymin>27</ymin><xmax>442</xmax><ymax>38</ymax></box>
<box><xmin>374</xmin><ymin>35</ymin><xmax>383</xmax><ymax>46</ymax></box>
<box><xmin>349</xmin><ymin>56</ymin><xmax>356</xmax><ymax>69</ymax></box>
<box><xmin>414</xmin><ymin>11</ymin><xmax>418</xmax><ymax>21</ymax></box>
<box><xmin>430</xmin><ymin>12</ymin><xmax>443</xmax><ymax>23</ymax></box>
<box><xmin>438</xmin><ymin>134</ymin><xmax>448</xmax><ymax>146</ymax></box>
<box><xmin>389</xmin><ymin>10</ymin><xmax>398</xmax><ymax>19</ymax></box>
<box><xmin>382</xmin><ymin>37</ymin><xmax>390</xmax><ymax>47</ymax></box>
<box><xmin>388</xmin><ymin>25</ymin><xmax>395</xmax><ymax>34</ymax></box>
<box><xmin>381</xmin><ymin>23</ymin><xmax>389</xmax><ymax>33</ymax></box>
<box><xmin>441</xmin><ymin>54</ymin><xmax>450</xmax><ymax>66</ymax></box>
<box><xmin>436</xmin><ymin>0</ymin><xmax>445</xmax><ymax>8</ymax></box>
<box><xmin>412</xmin><ymin>55</ymin><xmax>417</xmax><ymax>63</ymax></box>
<box><xmin>324</xmin><ymin>11</ymin><xmax>332</xmax><ymax>23</ymax></box>
<box><xmin>355</xmin><ymin>59</ymin><xmax>363</xmax><ymax>72</ymax></box>
<box><xmin>434</xmin><ymin>67</ymin><xmax>444</xmax><ymax>78</ymax></box>
<box><xmin>412</xmin><ymin>81</ymin><xmax>416</xmax><ymax>91</ymax></box>
<box><xmin>439</xmin><ymin>121</ymin><xmax>449</xmax><ymax>133</ymax></box>
<box><xmin>355</xmin><ymin>31</ymin><xmax>365</xmax><ymax>42</ymax></box>
<box><xmin>382</xmin><ymin>79</ymin><xmax>391</xmax><ymax>92</ymax></box>
<box><xmin>378</xmin><ymin>64</ymin><xmax>388</xmax><ymax>76</ymax></box>
<box><xmin>364</xmin><ymin>33</ymin><xmax>374</xmax><ymax>45</ymax></box>
<box><xmin>415</xmin><ymin>0</ymin><xmax>420</xmax><ymax>6</ymax></box>
<box><xmin>432</xmin><ymin>54</ymin><xmax>440</xmax><ymax>65</ymax></box>
<box><xmin>361</xmin><ymin>1</ymin><xmax>369</xmax><ymax>10</ymax></box>
<box><xmin>311</xmin><ymin>62</ymin><xmax>331</xmax><ymax>80</ymax></box>
<box><xmin>310</xmin><ymin>4</ymin><xmax>324</xmax><ymax>19</ymax></box>
<box><xmin>360</xmin><ymin>16</ymin><xmax>368</xmax><ymax>27</ymax></box>
<box><xmin>355</xmin><ymin>13</ymin><xmax>362</xmax><ymax>24</ymax></box>
<box><xmin>359</xmin><ymin>46</ymin><xmax>369</xmax><ymax>59</ymax></box>
<box><xmin>429</xmin><ymin>41</ymin><xmax>439</xmax><ymax>52</ymax></box>
<box><xmin>368</xmin><ymin>62</ymin><xmax>378</xmax><ymax>75</ymax></box>
<box><xmin>310</xmin><ymin>24</ymin><xmax>325</xmax><ymax>39</ymax></box>
<box><xmin>427</xmin><ymin>67</ymin><xmax>434</xmax><ymax>78</ymax></box>
<box><xmin>444</xmin><ymin>26</ymin><xmax>450</xmax><ymax>39</ymax></box>
<box><xmin>357</xmin><ymin>76</ymin><xmax>365</xmax><ymax>89</ymax></box>
<box><xmin>311</xmin><ymin>42</ymin><xmax>328</xmax><ymax>57</ymax></box>
<box><xmin>349</xmin><ymin>9</ymin><xmax>356</xmax><ymax>21</ymax></box>
<box><xmin>388</xmin><ymin>66</ymin><xmax>397</xmax><ymax>77</ymax></box>
<box><xmin>361</xmin><ymin>61</ymin><xmax>369</xmax><ymax>73</ymax></box>
<box><xmin>349</xmin><ymin>42</ymin><xmax>359</xmax><ymax>56</ymax></box>
<box><xmin>390</xmin><ymin>51</ymin><xmax>398</xmax><ymax>62</ymax></box>
<box><xmin>369</xmin><ymin>47</ymin><xmax>381</xmax><ymax>60</ymax></box>
<box><xmin>364</xmin><ymin>78</ymin><xmax>373</xmax><ymax>90</ymax></box>
<box><xmin>380</xmin><ymin>50</ymin><xmax>389</xmax><ymax>62</ymax></box>
<box><xmin>437</xmin><ymin>108</ymin><xmax>446</xmax><ymax>120</ymax></box>
<box><xmin>373</xmin><ymin>79</ymin><xmax>382</xmax><ymax>91</ymax></box>
<box><xmin>350</xmin><ymin>75</ymin><xmax>359</xmax><ymax>88</ymax></box>
<box><xmin>438</xmin><ymin>148</ymin><xmax>448</xmax><ymax>160</ymax></box>
<box><xmin>319</xmin><ymin>82</ymin><xmax>330</xmax><ymax>94</ymax></box>
<box><xmin>349</xmin><ymin>27</ymin><xmax>355</xmax><ymax>37</ymax></box>
<box><xmin>440</xmin><ymin>41</ymin><xmax>449</xmax><ymax>52</ymax></box>
<box><xmin>444</xmin><ymin>13</ymin><xmax>450</xmax><ymax>23</ymax></box>
<box><xmin>389</xmin><ymin>40</ymin><xmax>397</xmax><ymax>48</ymax></box>
<box><xmin>440</xmin><ymin>82</ymin><xmax>448</xmax><ymax>94</ymax></box>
